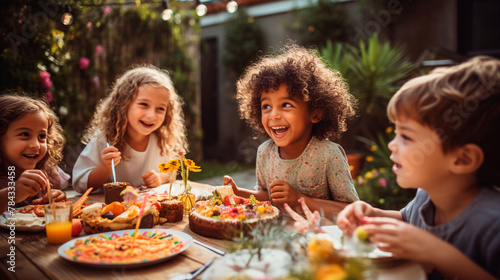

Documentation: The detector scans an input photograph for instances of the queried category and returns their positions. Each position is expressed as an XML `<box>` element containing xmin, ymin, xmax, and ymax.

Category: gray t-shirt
<box><xmin>401</xmin><ymin>187</ymin><xmax>500</xmax><ymax>279</ymax></box>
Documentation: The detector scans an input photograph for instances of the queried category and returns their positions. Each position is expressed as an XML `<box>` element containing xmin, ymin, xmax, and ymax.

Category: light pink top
<box><xmin>256</xmin><ymin>137</ymin><xmax>359</xmax><ymax>203</ymax></box>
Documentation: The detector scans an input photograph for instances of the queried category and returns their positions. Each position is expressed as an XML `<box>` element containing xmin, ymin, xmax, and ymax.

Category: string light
<box><xmin>195</xmin><ymin>0</ymin><xmax>207</xmax><ymax>17</ymax></box>
<box><xmin>61</xmin><ymin>5</ymin><xmax>73</xmax><ymax>25</ymax></box>
<box><xmin>226</xmin><ymin>0</ymin><xmax>237</xmax><ymax>13</ymax></box>
<box><xmin>161</xmin><ymin>0</ymin><xmax>173</xmax><ymax>21</ymax></box>
<box><xmin>59</xmin><ymin>0</ymin><xmax>239</xmax><ymax>22</ymax></box>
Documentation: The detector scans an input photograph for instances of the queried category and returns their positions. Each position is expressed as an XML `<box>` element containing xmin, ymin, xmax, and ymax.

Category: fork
<box><xmin>168</xmin><ymin>257</ymin><xmax>215</xmax><ymax>280</ymax></box>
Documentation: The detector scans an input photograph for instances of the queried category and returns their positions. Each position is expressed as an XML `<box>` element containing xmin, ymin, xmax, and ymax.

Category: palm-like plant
<box><xmin>347</xmin><ymin>34</ymin><xmax>415</xmax><ymax>117</ymax></box>
<box><xmin>320</xmin><ymin>33</ymin><xmax>415</xmax><ymax>141</ymax></box>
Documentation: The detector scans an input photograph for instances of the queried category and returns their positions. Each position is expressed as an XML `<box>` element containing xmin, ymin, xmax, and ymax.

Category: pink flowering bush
<box><xmin>103</xmin><ymin>6</ymin><xmax>111</xmax><ymax>15</ymax></box>
<box><xmin>43</xmin><ymin>91</ymin><xmax>53</xmax><ymax>103</ymax></box>
<box><xmin>39</xmin><ymin>71</ymin><xmax>53</xmax><ymax>89</ymax></box>
<box><xmin>355</xmin><ymin>127</ymin><xmax>416</xmax><ymax>210</ymax></box>
<box><xmin>95</xmin><ymin>45</ymin><xmax>103</xmax><ymax>56</ymax></box>
<box><xmin>79</xmin><ymin>57</ymin><xmax>90</xmax><ymax>70</ymax></box>
<box><xmin>38</xmin><ymin>71</ymin><xmax>53</xmax><ymax>103</ymax></box>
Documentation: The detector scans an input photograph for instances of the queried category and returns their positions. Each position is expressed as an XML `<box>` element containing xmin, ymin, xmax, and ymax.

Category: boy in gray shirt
<box><xmin>338</xmin><ymin>56</ymin><xmax>500</xmax><ymax>280</ymax></box>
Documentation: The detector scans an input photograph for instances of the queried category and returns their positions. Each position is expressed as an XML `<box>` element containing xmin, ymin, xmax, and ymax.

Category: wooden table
<box><xmin>0</xmin><ymin>181</ymin><xmax>425</xmax><ymax>280</ymax></box>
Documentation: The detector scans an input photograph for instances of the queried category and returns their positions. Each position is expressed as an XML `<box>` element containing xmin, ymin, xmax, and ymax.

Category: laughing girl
<box><xmin>226</xmin><ymin>44</ymin><xmax>359</xmax><ymax>219</ymax></box>
<box><xmin>72</xmin><ymin>65</ymin><xmax>188</xmax><ymax>193</ymax></box>
<box><xmin>0</xmin><ymin>94</ymin><xmax>67</xmax><ymax>213</ymax></box>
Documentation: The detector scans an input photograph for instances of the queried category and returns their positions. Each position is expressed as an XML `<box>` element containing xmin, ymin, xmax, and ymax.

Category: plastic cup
<box><xmin>44</xmin><ymin>202</ymin><xmax>73</xmax><ymax>244</ymax></box>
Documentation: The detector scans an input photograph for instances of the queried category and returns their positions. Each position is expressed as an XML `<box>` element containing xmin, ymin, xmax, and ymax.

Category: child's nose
<box><xmin>29</xmin><ymin>139</ymin><xmax>41</xmax><ymax>149</ymax></box>
<box><xmin>270</xmin><ymin>110</ymin><xmax>281</xmax><ymax>120</ymax></box>
<box><xmin>388</xmin><ymin>138</ymin><xmax>397</xmax><ymax>152</ymax></box>
<box><xmin>145</xmin><ymin>108</ymin><xmax>156</xmax><ymax>119</ymax></box>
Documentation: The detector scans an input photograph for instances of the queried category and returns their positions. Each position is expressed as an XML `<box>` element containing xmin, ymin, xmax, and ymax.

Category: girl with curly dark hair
<box><xmin>224</xmin><ymin>43</ymin><xmax>359</xmax><ymax>219</ymax></box>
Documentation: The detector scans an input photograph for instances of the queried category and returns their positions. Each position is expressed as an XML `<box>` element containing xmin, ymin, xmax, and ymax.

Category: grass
<box><xmin>188</xmin><ymin>161</ymin><xmax>254</xmax><ymax>181</ymax></box>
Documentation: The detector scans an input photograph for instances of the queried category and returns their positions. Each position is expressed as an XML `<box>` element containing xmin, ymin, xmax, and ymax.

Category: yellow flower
<box><xmin>159</xmin><ymin>159</ymin><xmax>181</xmax><ymax>173</ymax></box>
<box><xmin>386</xmin><ymin>126</ymin><xmax>394</xmax><ymax>134</ymax></box>
<box><xmin>315</xmin><ymin>264</ymin><xmax>347</xmax><ymax>280</ymax></box>
<box><xmin>349</xmin><ymin>165</ymin><xmax>354</xmax><ymax>171</ymax></box>
<box><xmin>364</xmin><ymin>171</ymin><xmax>373</xmax><ymax>179</ymax></box>
<box><xmin>189</xmin><ymin>166</ymin><xmax>202</xmax><ymax>172</ymax></box>
<box><xmin>366</xmin><ymin>156</ymin><xmax>374</xmax><ymax>162</ymax></box>
<box><xmin>370</xmin><ymin>145</ymin><xmax>377</xmax><ymax>151</ymax></box>
<box><xmin>184</xmin><ymin>159</ymin><xmax>202</xmax><ymax>172</ymax></box>
<box><xmin>158</xmin><ymin>162</ymin><xmax>168</xmax><ymax>172</ymax></box>
<box><xmin>307</xmin><ymin>238</ymin><xmax>340</xmax><ymax>264</ymax></box>
<box><xmin>184</xmin><ymin>159</ymin><xmax>195</xmax><ymax>167</ymax></box>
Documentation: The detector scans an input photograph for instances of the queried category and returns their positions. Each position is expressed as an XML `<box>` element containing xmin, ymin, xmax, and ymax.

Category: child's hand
<box><xmin>32</xmin><ymin>189</ymin><xmax>66</xmax><ymax>204</ymax></box>
<box><xmin>269</xmin><ymin>180</ymin><xmax>301</xmax><ymax>206</ymax></box>
<box><xmin>223</xmin><ymin>175</ymin><xmax>239</xmax><ymax>194</ymax></box>
<box><xmin>362</xmin><ymin>217</ymin><xmax>440</xmax><ymax>263</ymax></box>
<box><xmin>284</xmin><ymin>197</ymin><xmax>324</xmax><ymax>234</ymax></box>
<box><xmin>14</xmin><ymin>170</ymin><xmax>48</xmax><ymax>203</ymax></box>
<box><xmin>337</xmin><ymin>201</ymin><xmax>376</xmax><ymax>236</ymax></box>
<box><xmin>142</xmin><ymin>170</ymin><xmax>161</xmax><ymax>188</ymax></box>
<box><xmin>100</xmin><ymin>145</ymin><xmax>121</xmax><ymax>170</ymax></box>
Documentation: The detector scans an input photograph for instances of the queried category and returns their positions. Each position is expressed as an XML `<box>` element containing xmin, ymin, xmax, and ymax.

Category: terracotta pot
<box><xmin>346</xmin><ymin>154</ymin><xmax>363</xmax><ymax>179</ymax></box>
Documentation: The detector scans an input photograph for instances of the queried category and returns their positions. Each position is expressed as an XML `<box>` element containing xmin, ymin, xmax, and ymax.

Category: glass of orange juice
<box><xmin>44</xmin><ymin>202</ymin><xmax>73</xmax><ymax>244</ymax></box>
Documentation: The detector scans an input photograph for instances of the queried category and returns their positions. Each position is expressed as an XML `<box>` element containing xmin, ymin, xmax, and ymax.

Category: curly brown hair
<box><xmin>387</xmin><ymin>56</ymin><xmax>500</xmax><ymax>186</ymax></box>
<box><xmin>0</xmin><ymin>93</ymin><xmax>65</xmax><ymax>186</ymax></box>
<box><xmin>236</xmin><ymin>43</ymin><xmax>356</xmax><ymax>141</ymax></box>
<box><xmin>82</xmin><ymin>64</ymin><xmax>188</xmax><ymax>160</ymax></box>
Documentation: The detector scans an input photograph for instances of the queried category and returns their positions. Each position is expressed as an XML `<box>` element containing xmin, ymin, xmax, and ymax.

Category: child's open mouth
<box><xmin>271</xmin><ymin>126</ymin><xmax>288</xmax><ymax>136</ymax></box>
<box><xmin>140</xmin><ymin>120</ymin><xmax>154</xmax><ymax>128</ymax></box>
<box><xmin>392</xmin><ymin>163</ymin><xmax>402</xmax><ymax>172</ymax></box>
<box><xmin>23</xmin><ymin>154</ymin><xmax>38</xmax><ymax>159</ymax></box>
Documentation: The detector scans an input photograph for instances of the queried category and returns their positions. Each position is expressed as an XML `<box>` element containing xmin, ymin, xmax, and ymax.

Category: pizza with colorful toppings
<box><xmin>60</xmin><ymin>229</ymin><xmax>192</xmax><ymax>267</ymax></box>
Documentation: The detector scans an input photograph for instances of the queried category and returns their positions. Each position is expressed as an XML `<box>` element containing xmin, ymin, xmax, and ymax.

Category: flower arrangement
<box><xmin>158</xmin><ymin>153</ymin><xmax>201</xmax><ymax>214</ymax></box>
<box><xmin>218</xmin><ymin>220</ymin><xmax>367</xmax><ymax>280</ymax></box>
<box><xmin>355</xmin><ymin>127</ymin><xmax>416</xmax><ymax>210</ymax></box>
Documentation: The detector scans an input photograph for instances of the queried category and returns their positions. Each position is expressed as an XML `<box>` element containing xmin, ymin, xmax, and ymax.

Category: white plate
<box><xmin>140</xmin><ymin>182</ymin><xmax>213</xmax><ymax>198</ymax></box>
<box><xmin>202</xmin><ymin>249</ymin><xmax>292</xmax><ymax>280</ymax></box>
<box><xmin>0</xmin><ymin>211</ymin><xmax>45</xmax><ymax>232</ymax></box>
<box><xmin>321</xmin><ymin>225</ymin><xmax>403</xmax><ymax>266</ymax></box>
<box><xmin>58</xmin><ymin>228</ymin><xmax>193</xmax><ymax>268</ymax></box>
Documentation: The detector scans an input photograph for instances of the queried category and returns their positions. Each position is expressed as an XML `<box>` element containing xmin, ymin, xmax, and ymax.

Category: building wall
<box><xmin>200</xmin><ymin>0</ymin><xmax>459</xmax><ymax>162</ymax></box>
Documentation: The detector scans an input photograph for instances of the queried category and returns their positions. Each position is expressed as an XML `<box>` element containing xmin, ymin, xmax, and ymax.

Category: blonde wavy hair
<box><xmin>387</xmin><ymin>56</ymin><xmax>500</xmax><ymax>185</ymax></box>
<box><xmin>236</xmin><ymin>43</ymin><xmax>356</xmax><ymax>141</ymax></box>
<box><xmin>0</xmin><ymin>93</ymin><xmax>66</xmax><ymax>187</ymax></box>
<box><xmin>83</xmin><ymin>64</ymin><xmax>188</xmax><ymax>160</ymax></box>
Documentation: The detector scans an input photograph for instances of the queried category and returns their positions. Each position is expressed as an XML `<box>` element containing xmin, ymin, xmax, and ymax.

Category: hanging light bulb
<box><xmin>162</xmin><ymin>0</ymin><xmax>173</xmax><ymax>21</ymax></box>
<box><xmin>195</xmin><ymin>0</ymin><xmax>207</xmax><ymax>17</ymax></box>
<box><xmin>226</xmin><ymin>0</ymin><xmax>238</xmax><ymax>13</ymax></box>
<box><xmin>61</xmin><ymin>5</ymin><xmax>73</xmax><ymax>25</ymax></box>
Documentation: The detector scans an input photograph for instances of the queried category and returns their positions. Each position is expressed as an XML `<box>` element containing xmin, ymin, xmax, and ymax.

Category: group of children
<box><xmin>0</xmin><ymin>43</ymin><xmax>499</xmax><ymax>279</ymax></box>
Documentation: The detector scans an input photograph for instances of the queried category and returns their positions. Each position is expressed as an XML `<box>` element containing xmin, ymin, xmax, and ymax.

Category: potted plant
<box><xmin>320</xmin><ymin>34</ymin><xmax>415</xmax><ymax>150</ymax></box>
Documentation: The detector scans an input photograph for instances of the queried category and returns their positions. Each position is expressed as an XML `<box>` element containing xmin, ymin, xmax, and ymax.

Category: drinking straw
<box><xmin>106</xmin><ymin>142</ymin><xmax>117</xmax><ymax>182</ymax></box>
<box><xmin>134</xmin><ymin>193</ymin><xmax>149</xmax><ymax>237</ymax></box>
<box><xmin>46</xmin><ymin>181</ymin><xmax>55</xmax><ymax>220</ymax></box>
<box><xmin>46</xmin><ymin>181</ymin><xmax>53</xmax><ymax>205</ymax></box>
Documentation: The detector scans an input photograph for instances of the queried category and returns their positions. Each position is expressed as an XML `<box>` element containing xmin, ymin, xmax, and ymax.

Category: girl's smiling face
<box><xmin>0</xmin><ymin>111</ymin><xmax>48</xmax><ymax>173</ymax></box>
<box><xmin>388</xmin><ymin>117</ymin><xmax>455</xmax><ymax>190</ymax></box>
<box><xmin>126</xmin><ymin>85</ymin><xmax>169</xmax><ymax>139</ymax></box>
<box><xmin>260</xmin><ymin>83</ymin><xmax>321</xmax><ymax>159</ymax></box>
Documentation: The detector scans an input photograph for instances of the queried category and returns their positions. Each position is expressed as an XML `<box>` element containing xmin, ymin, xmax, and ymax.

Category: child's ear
<box><xmin>450</xmin><ymin>143</ymin><xmax>484</xmax><ymax>174</ymax></box>
<box><xmin>311</xmin><ymin>109</ymin><xmax>323</xmax><ymax>123</ymax></box>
